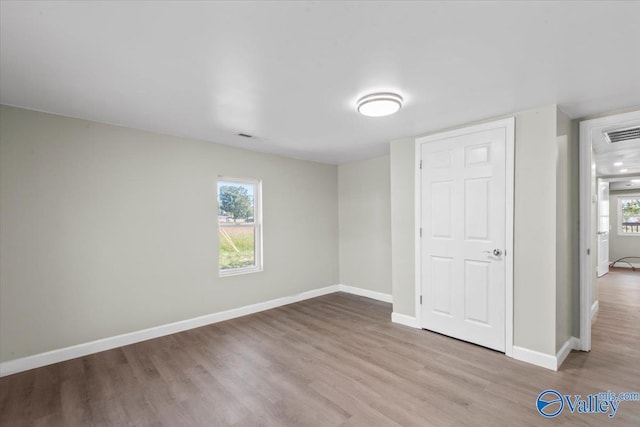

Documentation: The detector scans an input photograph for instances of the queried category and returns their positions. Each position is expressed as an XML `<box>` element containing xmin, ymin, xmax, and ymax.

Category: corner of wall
<box><xmin>337</xmin><ymin>156</ymin><xmax>392</xmax><ymax>295</ymax></box>
<box><xmin>555</xmin><ymin>106</ymin><xmax>577</xmax><ymax>352</ymax></box>
<box><xmin>512</xmin><ymin>105</ymin><xmax>558</xmax><ymax>356</ymax></box>
<box><xmin>390</xmin><ymin>138</ymin><xmax>417</xmax><ymax>318</ymax></box>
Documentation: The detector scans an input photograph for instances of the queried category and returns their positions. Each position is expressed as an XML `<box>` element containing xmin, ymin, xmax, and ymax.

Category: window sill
<box><xmin>219</xmin><ymin>266</ymin><xmax>263</xmax><ymax>278</ymax></box>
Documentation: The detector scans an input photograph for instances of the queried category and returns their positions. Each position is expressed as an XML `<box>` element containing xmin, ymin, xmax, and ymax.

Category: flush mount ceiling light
<box><xmin>614</xmin><ymin>161</ymin><xmax>623</xmax><ymax>166</ymax></box>
<box><xmin>357</xmin><ymin>92</ymin><xmax>403</xmax><ymax>117</ymax></box>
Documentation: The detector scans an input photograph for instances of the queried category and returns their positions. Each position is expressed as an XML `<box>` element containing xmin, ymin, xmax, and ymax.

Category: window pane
<box><xmin>218</xmin><ymin>180</ymin><xmax>259</xmax><ymax>272</ymax></box>
<box><xmin>621</xmin><ymin>198</ymin><xmax>640</xmax><ymax>234</ymax></box>
<box><xmin>219</xmin><ymin>224</ymin><xmax>255</xmax><ymax>270</ymax></box>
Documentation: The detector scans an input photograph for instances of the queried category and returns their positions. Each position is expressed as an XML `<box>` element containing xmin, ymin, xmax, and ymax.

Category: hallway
<box><xmin>592</xmin><ymin>268</ymin><xmax>640</xmax><ymax>355</ymax></box>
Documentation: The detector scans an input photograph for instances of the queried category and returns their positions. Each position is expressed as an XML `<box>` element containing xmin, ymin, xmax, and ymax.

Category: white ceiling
<box><xmin>1</xmin><ymin>1</ymin><xmax>640</xmax><ymax>164</ymax></box>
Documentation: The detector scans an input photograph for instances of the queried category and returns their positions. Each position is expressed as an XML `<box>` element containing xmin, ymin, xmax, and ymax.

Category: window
<box><xmin>217</xmin><ymin>177</ymin><xmax>262</xmax><ymax>276</ymax></box>
<box><xmin>618</xmin><ymin>196</ymin><xmax>640</xmax><ymax>235</ymax></box>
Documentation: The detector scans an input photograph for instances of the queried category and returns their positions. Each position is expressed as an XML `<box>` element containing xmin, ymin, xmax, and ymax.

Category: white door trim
<box><xmin>414</xmin><ymin>117</ymin><xmax>515</xmax><ymax>357</ymax></box>
<box><xmin>578</xmin><ymin>109</ymin><xmax>640</xmax><ymax>352</ymax></box>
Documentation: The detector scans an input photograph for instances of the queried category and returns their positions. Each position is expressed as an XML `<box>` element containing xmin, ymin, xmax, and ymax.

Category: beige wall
<box><xmin>390</xmin><ymin>138</ymin><xmax>417</xmax><ymax>316</ymax></box>
<box><xmin>0</xmin><ymin>105</ymin><xmax>339</xmax><ymax>362</ymax></box>
<box><xmin>609</xmin><ymin>190</ymin><xmax>640</xmax><ymax>263</ymax></box>
<box><xmin>390</xmin><ymin>105</ymin><xmax>565</xmax><ymax>356</ymax></box>
<box><xmin>555</xmin><ymin>109</ymin><xmax>580</xmax><ymax>351</ymax></box>
<box><xmin>338</xmin><ymin>156</ymin><xmax>391</xmax><ymax>294</ymax></box>
<box><xmin>512</xmin><ymin>105</ymin><xmax>559</xmax><ymax>355</ymax></box>
<box><xmin>0</xmin><ymin>102</ymin><xmax>592</xmax><ymax>364</ymax></box>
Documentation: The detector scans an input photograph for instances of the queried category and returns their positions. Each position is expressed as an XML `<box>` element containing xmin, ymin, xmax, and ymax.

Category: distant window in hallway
<box><xmin>618</xmin><ymin>196</ymin><xmax>640</xmax><ymax>235</ymax></box>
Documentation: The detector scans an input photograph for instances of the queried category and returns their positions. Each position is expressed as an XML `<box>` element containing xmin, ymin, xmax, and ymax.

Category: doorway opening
<box><xmin>579</xmin><ymin>110</ymin><xmax>640</xmax><ymax>351</ymax></box>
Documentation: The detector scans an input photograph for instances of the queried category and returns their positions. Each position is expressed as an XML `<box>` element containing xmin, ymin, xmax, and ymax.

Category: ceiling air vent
<box><xmin>604</xmin><ymin>126</ymin><xmax>640</xmax><ymax>144</ymax></box>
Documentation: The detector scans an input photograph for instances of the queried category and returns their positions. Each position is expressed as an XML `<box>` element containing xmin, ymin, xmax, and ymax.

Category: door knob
<box><xmin>483</xmin><ymin>249</ymin><xmax>502</xmax><ymax>256</ymax></box>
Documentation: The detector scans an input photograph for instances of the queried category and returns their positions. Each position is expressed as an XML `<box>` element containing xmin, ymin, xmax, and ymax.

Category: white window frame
<box><xmin>617</xmin><ymin>194</ymin><xmax>640</xmax><ymax>237</ymax></box>
<box><xmin>217</xmin><ymin>176</ymin><xmax>263</xmax><ymax>277</ymax></box>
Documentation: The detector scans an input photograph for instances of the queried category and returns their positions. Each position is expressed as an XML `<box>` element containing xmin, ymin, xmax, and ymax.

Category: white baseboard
<box><xmin>512</xmin><ymin>345</ymin><xmax>557</xmax><ymax>371</ymax></box>
<box><xmin>0</xmin><ymin>285</ymin><xmax>341</xmax><ymax>377</ymax></box>
<box><xmin>0</xmin><ymin>283</ymin><xmax>395</xmax><ymax>377</ymax></box>
<box><xmin>591</xmin><ymin>300</ymin><xmax>599</xmax><ymax>324</ymax></box>
<box><xmin>338</xmin><ymin>284</ymin><xmax>393</xmax><ymax>303</ymax></box>
<box><xmin>512</xmin><ymin>336</ymin><xmax>580</xmax><ymax>371</ymax></box>
<box><xmin>556</xmin><ymin>336</ymin><xmax>580</xmax><ymax>369</ymax></box>
<box><xmin>391</xmin><ymin>312</ymin><xmax>420</xmax><ymax>328</ymax></box>
<box><xmin>8</xmin><ymin>281</ymin><xmax>578</xmax><ymax>375</ymax></box>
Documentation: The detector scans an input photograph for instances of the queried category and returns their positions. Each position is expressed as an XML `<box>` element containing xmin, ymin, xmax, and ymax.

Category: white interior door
<box><xmin>419</xmin><ymin>121</ymin><xmax>510</xmax><ymax>352</ymax></box>
<box><xmin>596</xmin><ymin>179</ymin><xmax>610</xmax><ymax>277</ymax></box>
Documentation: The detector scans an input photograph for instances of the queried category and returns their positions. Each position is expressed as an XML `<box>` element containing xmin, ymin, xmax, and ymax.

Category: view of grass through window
<box><xmin>218</xmin><ymin>181</ymin><xmax>257</xmax><ymax>271</ymax></box>
<box><xmin>620</xmin><ymin>197</ymin><xmax>640</xmax><ymax>234</ymax></box>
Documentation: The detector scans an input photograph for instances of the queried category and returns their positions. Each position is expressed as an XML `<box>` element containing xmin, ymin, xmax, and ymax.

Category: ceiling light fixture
<box><xmin>614</xmin><ymin>161</ymin><xmax>623</xmax><ymax>166</ymax></box>
<box><xmin>631</xmin><ymin>179</ymin><xmax>640</xmax><ymax>183</ymax></box>
<box><xmin>620</xmin><ymin>169</ymin><xmax>628</xmax><ymax>172</ymax></box>
<box><xmin>357</xmin><ymin>92</ymin><xmax>403</xmax><ymax>117</ymax></box>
